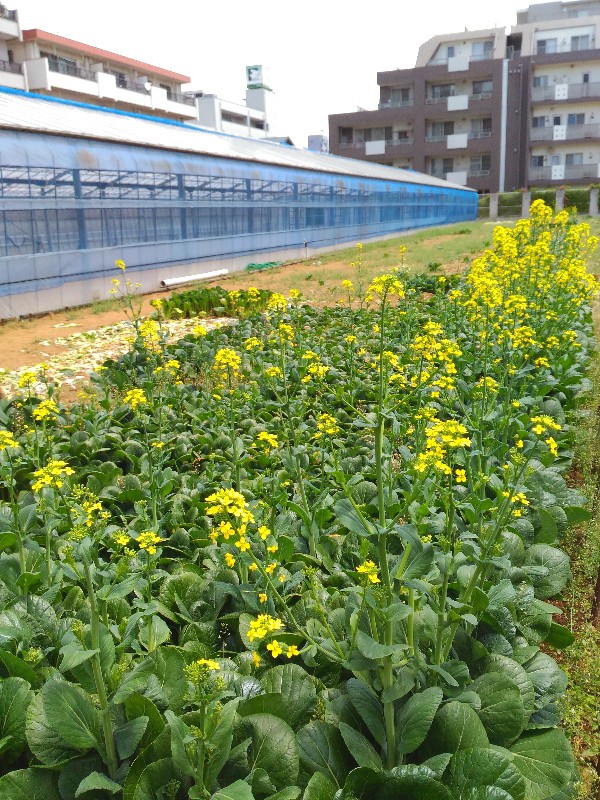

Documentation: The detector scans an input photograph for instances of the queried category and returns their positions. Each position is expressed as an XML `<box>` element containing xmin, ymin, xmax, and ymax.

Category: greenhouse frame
<box><xmin>0</xmin><ymin>88</ymin><xmax>478</xmax><ymax>318</ymax></box>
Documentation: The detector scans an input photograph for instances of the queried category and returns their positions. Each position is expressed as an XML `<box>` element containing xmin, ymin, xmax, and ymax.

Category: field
<box><xmin>0</xmin><ymin>204</ymin><xmax>598</xmax><ymax>799</ymax></box>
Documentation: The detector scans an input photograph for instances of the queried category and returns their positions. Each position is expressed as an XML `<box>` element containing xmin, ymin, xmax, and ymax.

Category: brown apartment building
<box><xmin>329</xmin><ymin>0</ymin><xmax>600</xmax><ymax>193</ymax></box>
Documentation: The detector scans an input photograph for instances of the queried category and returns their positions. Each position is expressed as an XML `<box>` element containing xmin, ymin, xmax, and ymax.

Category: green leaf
<box><xmin>26</xmin><ymin>688</ymin><xmax>82</xmax><ymax>766</ymax></box>
<box><xmin>426</xmin><ymin>701</ymin><xmax>489</xmax><ymax>755</ymax></box>
<box><xmin>395</xmin><ymin>687</ymin><xmax>443</xmax><ymax>756</ymax></box>
<box><xmin>114</xmin><ymin>716</ymin><xmax>148</xmax><ymax>760</ymax></box>
<box><xmin>523</xmin><ymin>545</ymin><xmax>570</xmax><ymax>599</ymax></box>
<box><xmin>522</xmin><ymin>652</ymin><xmax>567</xmax><ymax>709</ymax></box>
<box><xmin>0</xmin><ymin>677</ymin><xmax>33</xmax><ymax>764</ymax></box>
<box><xmin>355</xmin><ymin>630</ymin><xmax>396</xmax><ymax>659</ymax></box>
<box><xmin>238</xmin><ymin>693</ymin><xmax>287</xmax><ymax>720</ymax></box>
<box><xmin>256</xmin><ymin>662</ymin><xmax>317</xmax><ymax>725</ymax></box>
<box><xmin>339</xmin><ymin>722</ymin><xmax>382</xmax><ymax>769</ymax></box>
<box><xmin>485</xmin><ymin>655</ymin><xmax>535</xmax><ymax>717</ymax></box>
<box><xmin>544</xmin><ymin>622</ymin><xmax>575</xmax><ymax>649</ymax></box>
<box><xmin>340</xmin><ymin>764</ymin><xmax>454</xmax><ymax>799</ymax></box>
<box><xmin>123</xmin><ymin>728</ymin><xmax>171</xmax><ymax>800</ymax></box>
<box><xmin>132</xmin><ymin>757</ymin><xmax>178</xmax><ymax>800</ymax></box>
<box><xmin>75</xmin><ymin>771</ymin><xmax>122</xmax><ymax>796</ymax></box>
<box><xmin>16</xmin><ymin>572</ymin><xmax>41</xmax><ymax>593</ymax></box>
<box><xmin>238</xmin><ymin>713</ymin><xmax>299</xmax><ymax>790</ymax></box>
<box><xmin>264</xmin><ymin>788</ymin><xmax>300</xmax><ymax>800</ymax></box>
<box><xmin>297</xmin><ymin>720</ymin><xmax>352</xmax><ymax>788</ymax></box>
<box><xmin>471</xmin><ymin>673</ymin><xmax>526</xmax><ymax>746</ymax></box>
<box><xmin>448</xmin><ymin>747</ymin><xmax>526</xmax><ymax>800</ymax></box>
<box><xmin>0</xmin><ymin>768</ymin><xmax>60</xmax><ymax>800</ymax></box>
<box><xmin>42</xmin><ymin>681</ymin><xmax>102</xmax><ymax>753</ymax></box>
<box><xmin>204</xmin><ymin>697</ymin><xmax>240</xmax><ymax>788</ymax></box>
<box><xmin>563</xmin><ymin>506</ymin><xmax>592</xmax><ymax>526</ymax></box>
<box><xmin>113</xmin><ymin>647</ymin><xmax>186</xmax><ymax>712</ymax></box>
<box><xmin>303</xmin><ymin>771</ymin><xmax>337</xmax><ymax>800</ymax></box>
<box><xmin>334</xmin><ymin>499</ymin><xmax>373</xmax><ymax>537</ymax></box>
<box><xmin>125</xmin><ymin>694</ymin><xmax>164</xmax><ymax>751</ymax></box>
<box><xmin>346</xmin><ymin>678</ymin><xmax>386</xmax><ymax>749</ymax></box>
<box><xmin>59</xmin><ymin>645</ymin><xmax>99</xmax><ymax>673</ymax></box>
<box><xmin>508</xmin><ymin>729</ymin><xmax>575</xmax><ymax>800</ymax></box>
<box><xmin>211</xmin><ymin>781</ymin><xmax>256</xmax><ymax>800</ymax></box>
<box><xmin>0</xmin><ymin>651</ymin><xmax>41</xmax><ymax>687</ymax></box>
<box><xmin>57</xmin><ymin>755</ymin><xmax>104</xmax><ymax>800</ymax></box>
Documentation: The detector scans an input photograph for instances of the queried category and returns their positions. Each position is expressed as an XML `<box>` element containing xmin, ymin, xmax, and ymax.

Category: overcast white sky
<box><xmin>17</xmin><ymin>0</ymin><xmax>531</xmax><ymax>146</ymax></box>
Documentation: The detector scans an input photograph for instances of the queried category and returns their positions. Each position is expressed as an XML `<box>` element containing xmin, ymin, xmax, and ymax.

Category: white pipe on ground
<box><xmin>160</xmin><ymin>268</ymin><xmax>229</xmax><ymax>289</ymax></box>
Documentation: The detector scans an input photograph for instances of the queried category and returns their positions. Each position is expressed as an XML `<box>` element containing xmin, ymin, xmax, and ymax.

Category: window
<box><xmin>532</xmin><ymin>116</ymin><xmax>546</xmax><ymax>128</ymax></box>
<box><xmin>553</xmin><ymin>115</ymin><xmax>562</xmax><ymax>125</ymax></box>
<box><xmin>396</xmin><ymin>130</ymin><xmax>410</xmax><ymax>140</ymax></box>
<box><xmin>41</xmin><ymin>51</ymin><xmax>78</xmax><ymax>76</ymax></box>
<box><xmin>430</xmin><ymin>83</ymin><xmax>455</xmax><ymax>99</ymax></box>
<box><xmin>530</xmin><ymin>155</ymin><xmax>545</xmax><ymax>168</ymax></box>
<box><xmin>571</xmin><ymin>34</ymin><xmax>590</xmax><ymax>51</ymax></box>
<box><xmin>583</xmin><ymin>72</ymin><xmax>590</xmax><ymax>83</ymax></box>
<box><xmin>533</xmin><ymin>75</ymin><xmax>549</xmax><ymax>88</ymax></box>
<box><xmin>429</xmin><ymin>121</ymin><xmax>454</xmax><ymax>138</ymax></box>
<box><xmin>472</xmin><ymin>79</ymin><xmax>493</xmax><ymax>95</ymax></box>
<box><xmin>566</xmin><ymin>152</ymin><xmax>583</xmax><ymax>165</ymax></box>
<box><xmin>390</xmin><ymin>87</ymin><xmax>411</xmax><ymax>105</ymax></box>
<box><xmin>551</xmin><ymin>155</ymin><xmax>561</xmax><ymax>166</ymax></box>
<box><xmin>536</xmin><ymin>38</ymin><xmax>557</xmax><ymax>54</ymax></box>
<box><xmin>339</xmin><ymin>127</ymin><xmax>353</xmax><ymax>145</ymax></box>
<box><xmin>471</xmin><ymin>118</ymin><xmax>492</xmax><ymax>133</ymax></box>
<box><xmin>447</xmin><ymin>46</ymin><xmax>455</xmax><ymax>58</ymax></box>
<box><xmin>471</xmin><ymin>40</ymin><xmax>493</xmax><ymax>59</ymax></box>
<box><xmin>470</xmin><ymin>154</ymin><xmax>491</xmax><ymax>173</ymax></box>
<box><xmin>567</xmin><ymin>112</ymin><xmax>585</xmax><ymax>125</ymax></box>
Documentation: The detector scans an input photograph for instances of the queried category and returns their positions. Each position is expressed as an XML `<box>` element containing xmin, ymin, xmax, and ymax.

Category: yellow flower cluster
<box><xmin>193</xmin><ymin>323</ymin><xmax>208</xmax><ymax>337</ymax></box>
<box><xmin>256</xmin><ymin>431</ymin><xmax>279</xmax><ymax>452</ymax></box>
<box><xmin>531</xmin><ymin>415</ymin><xmax>561</xmax><ymax>435</ymax></box>
<box><xmin>245</xmin><ymin>337</ymin><xmax>262</xmax><ymax>351</ymax></box>
<box><xmin>415</xmin><ymin>418</ymin><xmax>471</xmax><ymax>476</ymax></box>
<box><xmin>356</xmin><ymin>560</ymin><xmax>380</xmax><ymax>584</ymax></box>
<box><xmin>136</xmin><ymin>530</ymin><xmax>164</xmax><ymax>555</ymax></box>
<box><xmin>267</xmin><ymin>641</ymin><xmax>299</xmax><ymax>659</ymax></box>
<box><xmin>213</xmin><ymin>348</ymin><xmax>242</xmax><ymax>374</ymax></box>
<box><xmin>247</xmin><ymin>614</ymin><xmax>283</xmax><ymax>642</ymax></box>
<box><xmin>31</xmin><ymin>459</ymin><xmax>75</xmax><ymax>492</ymax></box>
<box><xmin>365</xmin><ymin>272</ymin><xmax>405</xmax><ymax>302</ymax></box>
<box><xmin>18</xmin><ymin>371</ymin><xmax>37</xmax><ymax>389</ymax></box>
<box><xmin>0</xmin><ymin>430</ymin><xmax>19</xmax><ymax>451</ymax></box>
<box><xmin>267</xmin><ymin>293</ymin><xmax>287</xmax><ymax>311</ymax></box>
<box><xmin>123</xmin><ymin>388</ymin><xmax>147</xmax><ymax>410</ymax></box>
<box><xmin>314</xmin><ymin>413</ymin><xmax>340</xmax><ymax>439</ymax></box>
<box><xmin>32</xmin><ymin>398</ymin><xmax>59</xmax><ymax>422</ymax></box>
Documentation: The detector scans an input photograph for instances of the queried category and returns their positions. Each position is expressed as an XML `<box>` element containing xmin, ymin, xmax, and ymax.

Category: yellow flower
<box><xmin>225</xmin><ymin>552</ymin><xmax>236</xmax><ymax>568</ymax></box>
<box><xmin>256</xmin><ymin>431</ymin><xmax>279</xmax><ymax>451</ymax></box>
<box><xmin>356</xmin><ymin>560</ymin><xmax>380</xmax><ymax>584</ymax></box>
<box><xmin>136</xmin><ymin>530</ymin><xmax>164</xmax><ymax>555</ymax></box>
<box><xmin>286</xmin><ymin>645</ymin><xmax>300</xmax><ymax>658</ymax></box>
<box><xmin>115</xmin><ymin>259</ymin><xmax>126</xmax><ymax>270</ymax></box>
<box><xmin>258</xmin><ymin>525</ymin><xmax>270</xmax><ymax>540</ymax></box>
<box><xmin>249</xmin><ymin>562</ymin><xmax>258</xmax><ymax>572</ymax></box>
<box><xmin>31</xmin><ymin>460</ymin><xmax>75</xmax><ymax>492</ymax></box>
<box><xmin>0</xmin><ymin>431</ymin><xmax>19</xmax><ymax>450</ymax></box>
<box><xmin>252</xmin><ymin>651</ymin><xmax>261</xmax><ymax>667</ymax></box>
<box><xmin>267</xmin><ymin>640</ymin><xmax>283</xmax><ymax>658</ymax></box>
<box><xmin>234</xmin><ymin>538</ymin><xmax>251</xmax><ymax>552</ymax></box>
<box><xmin>193</xmin><ymin>324</ymin><xmax>208</xmax><ymax>337</ymax></box>
<box><xmin>197</xmin><ymin>658</ymin><xmax>220</xmax><ymax>671</ymax></box>
<box><xmin>455</xmin><ymin>469</ymin><xmax>467</xmax><ymax>483</ymax></box>
<box><xmin>259</xmin><ymin>592</ymin><xmax>268</xmax><ymax>603</ymax></box>
<box><xmin>266</xmin><ymin>562</ymin><xmax>277</xmax><ymax>575</ymax></box>
<box><xmin>267</xmin><ymin>545</ymin><xmax>278</xmax><ymax>554</ymax></box>
<box><xmin>123</xmin><ymin>388</ymin><xmax>147</xmax><ymax>410</ymax></box>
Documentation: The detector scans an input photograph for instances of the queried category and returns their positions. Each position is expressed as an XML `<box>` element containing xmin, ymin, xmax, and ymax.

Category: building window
<box><xmin>470</xmin><ymin>154</ymin><xmax>491</xmax><ymax>173</ymax></box>
<box><xmin>583</xmin><ymin>72</ymin><xmax>590</xmax><ymax>83</ymax></box>
<box><xmin>566</xmin><ymin>152</ymin><xmax>583</xmax><ymax>165</ymax></box>
<box><xmin>532</xmin><ymin>116</ymin><xmax>546</xmax><ymax>128</ymax></box>
<box><xmin>471</xmin><ymin>40</ymin><xmax>493</xmax><ymax>60</ymax></box>
<box><xmin>41</xmin><ymin>51</ymin><xmax>78</xmax><ymax>77</ymax></box>
<box><xmin>553</xmin><ymin>115</ymin><xmax>562</xmax><ymax>126</ymax></box>
<box><xmin>536</xmin><ymin>38</ymin><xmax>557</xmax><ymax>54</ymax></box>
<box><xmin>472</xmin><ymin>79</ymin><xmax>493</xmax><ymax>95</ymax></box>
<box><xmin>471</xmin><ymin>118</ymin><xmax>492</xmax><ymax>133</ymax></box>
<box><xmin>530</xmin><ymin>155</ymin><xmax>545</xmax><ymax>168</ymax></box>
<box><xmin>447</xmin><ymin>45</ymin><xmax>455</xmax><ymax>58</ymax></box>
<box><xmin>443</xmin><ymin>158</ymin><xmax>454</xmax><ymax>173</ymax></box>
<box><xmin>339</xmin><ymin>127</ymin><xmax>353</xmax><ymax>145</ymax></box>
<box><xmin>395</xmin><ymin>130</ymin><xmax>410</xmax><ymax>140</ymax></box>
<box><xmin>571</xmin><ymin>34</ymin><xmax>590</xmax><ymax>51</ymax></box>
<box><xmin>429</xmin><ymin>121</ymin><xmax>455</xmax><ymax>138</ymax></box>
<box><xmin>430</xmin><ymin>83</ymin><xmax>455</xmax><ymax>99</ymax></box>
<box><xmin>567</xmin><ymin>112</ymin><xmax>585</xmax><ymax>125</ymax></box>
<box><xmin>533</xmin><ymin>75</ymin><xmax>549</xmax><ymax>88</ymax></box>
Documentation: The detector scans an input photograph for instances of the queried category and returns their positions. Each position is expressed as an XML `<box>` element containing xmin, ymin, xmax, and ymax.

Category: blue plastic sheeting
<box><xmin>0</xmin><ymin>130</ymin><xmax>477</xmax><ymax>299</ymax></box>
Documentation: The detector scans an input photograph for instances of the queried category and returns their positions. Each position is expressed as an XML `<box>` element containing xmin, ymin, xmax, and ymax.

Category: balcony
<box><xmin>0</xmin><ymin>6</ymin><xmax>19</xmax><ymax>39</ymax></box>
<box><xmin>0</xmin><ymin>59</ymin><xmax>21</xmax><ymax>74</ymax></box>
<box><xmin>531</xmin><ymin>81</ymin><xmax>600</xmax><ymax>102</ymax></box>
<box><xmin>113</xmin><ymin>75</ymin><xmax>150</xmax><ymax>94</ymax></box>
<box><xmin>469</xmin><ymin>130</ymin><xmax>492</xmax><ymax>139</ymax></box>
<box><xmin>530</xmin><ymin>122</ymin><xmax>600</xmax><ymax>141</ymax></box>
<box><xmin>378</xmin><ymin>99</ymin><xmax>413</xmax><ymax>109</ymax></box>
<box><xmin>529</xmin><ymin>163</ymin><xmax>599</xmax><ymax>181</ymax></box>
<box><xmin>166</xmin><ymin>90</ymin><xmax>195</xmax><ymax>107</ymax></box>
<box><xmin>339</xmin><ymin>138</ymin><xmax>414</xmax><ymax>151</ymax></box>
<box><xmin>48</xmin><ymin>61</ymin><xmax>97</xmax><ymax>82</ymax></box>
<box><xmin>536</xmin><ymin>44</ymin><xmax>594</xmax><ymax>55</ymax></box>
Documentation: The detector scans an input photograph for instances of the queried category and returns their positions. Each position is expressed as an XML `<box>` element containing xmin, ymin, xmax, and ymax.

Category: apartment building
<box><xmin>329</xmin><ymin>0</ymin><xmax>600</xmax><ymax>192</ymax></box>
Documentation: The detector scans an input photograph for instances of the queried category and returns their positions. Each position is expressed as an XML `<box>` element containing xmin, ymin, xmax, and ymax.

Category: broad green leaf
<box><xmin>264</xmin><ymin>788</ymin><xmax>300</xmax><ymax>800</ymax></box>
<box><xmin>132</xmin><ymin>757</ymin><xmax>178</xmax><ymax>800</ymax></box>
<box><xmin>471</xmin><ymin>673</ymin><xmax>526</xmax><ymax>746</ymax></box>
<box><xmin>75</xmin><ymin>771</ymin><xmax>122</xmax><ymax>796</ymax></box>
<box><xmin>26</xmin><ymin>689</ymin><xmax>82</xmax><ymax>766</ymax></box>
<box><xmin>113</xmin><ymin>647</ymin><xmax>186</xmax><ymax>712</ymax></box>
<box><xmin>508</xmin><ymin>730</ymin><xmax>575</xmax><ymax>800</ymax></box>
<box><xmin>297</xmin><ymin>720</ymin><xmax>352</xmax><ymax>788</ymax></box>
<box><xmin>123</xmin><ymin>727</ymin><xmax>171</xmax><ymax>800</ymax></box>
<box><xmin>340</xmin><ymin>764</ymin><xmax>454</xmax><ymax>799</ymax></box>
<box><xmin>59</xmin><ymin>645</ymin><xmax>99</xmax><ymax>673</ymax></box>
<box><xmin>421</xmin><ymin>752</ymin><xmax>452</xmax><ymax>777</ymax></box>
<box><xmin>339</xmin><ymin>722</ymin><xmax>382</xmax><ymax>769</ymax></box>
<box><xmin>238</xmin><ymin>713</ymin><xmax>299</xmax><ymax>790</ymax></box>
<box><xmin>346</xmin><ymin>678</ymin><xmax>386</xmax><ymax>748</ymax></box>
<box><xmin>334</xmin><ymin>499</ymin><xmax>373</xmax><ymax>537</ymax></box>
<box><xmin>165</xmin><ymin>710</ymin><xmax>194</xmax><ymax>778</ymax></box>
<box><xmin>395</xmin><ymin>687</ymin><xmax>443</xmax><ymax>756</ymax></box>
<box><xmin>449</xmin><ymin>747</ymin><xmax>526</xmax><ymax>800</ymax></box>
<box><xmin>0</xmin><ymin>651</ymin><xmax>41</xmax><ymax>687</ymax></box>
<box><xmin>0</xmin><ymin>677</ymin><xmax>33</xmax><ymax>764</ymax></box>
<box><xmin>522</xmin><ymin>652</ymin><xmax>567</xmax><ymax>709</ymax></box>
<box><xmin>563</xmin><ymin>506</ymin><xmax>592</xmax><ymax>526</ymax></box>
<box><xmin>42</xmin><ymin>681</ymin><xmax>102</xmax><ymax>753</ymax></box>
<box><xmin>355</xmin><ymin>630</ymin><xmax>396</xmax><ymax>659</ymax></box>
<box><xmin>544</xmin><ymin>622</ymin><xmax>575</xmax><ymax>649</ymax></box>
<box><xmin>426</xmin><ymin>701</ymin><xmax>489</xmax><ymax>755</ymax></box>
<box><xmin>125</xmin><ymin>694</ymin><xmax>164</xmax><ymax>751</ymax></box>
<box><xmin>211</xmin><ymin>781</ymin><xmax>256</xmax><ymax>800</ymax></box>
<box><xmin>204</xmin><ymin>697</ymin><xmax>240</xmax><ymax>788</ymax></box>
<box><xmin>303</xmin><ymin>771</ymin><xmax>337</xmax><ymax>800</ymax></box>
<box><xmin>485</xmin><ymin>655</ymin><xmax>535</xmax><ymax>717</ymax></box>
<box><xmin>0</xmin><ymin>768</ymin><xmax>60</xmax><ymax>800</ymax></box>
<box><xmin>523</xmin><ymin>545</ymin><xmax>570</xmax><ymax>599</ymax></box>
<box><xmin>57</xmin><ymin>754</ymin><xmax>104</xmax><ymax>800</ymax></box>
<box><xmin>114</xmin><ymin>716</ymin><xmax>148</xmax><ymax>760</ymax></box>
<box><xmin>238</xmin><ymin>693</ymin><xmax>288</xmax><ymax>722</ymax></box>
<box><xmin>463</xmin><ymin>789</ymin><xmax>514</xmax><ymax>800</ymax></box>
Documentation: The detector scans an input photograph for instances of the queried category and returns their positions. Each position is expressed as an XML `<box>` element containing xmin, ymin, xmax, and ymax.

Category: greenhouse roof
<box><xmin>0</xmin><ymin>88</ymin><xmax>474</xmax><ymax>192</ymax></box>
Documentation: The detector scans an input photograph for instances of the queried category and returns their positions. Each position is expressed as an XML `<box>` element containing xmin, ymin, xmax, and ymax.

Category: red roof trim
<box><xmin>22</xmin><ymin>29</ymin><xmax>191</xmax><ymax>84</ymax></box>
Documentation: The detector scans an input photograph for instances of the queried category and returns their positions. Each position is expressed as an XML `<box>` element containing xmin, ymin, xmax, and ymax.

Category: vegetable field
<box><xmin>0</xmin><ymin>200</ymin><xmax>596</xmax><ymax>800</ymax></box>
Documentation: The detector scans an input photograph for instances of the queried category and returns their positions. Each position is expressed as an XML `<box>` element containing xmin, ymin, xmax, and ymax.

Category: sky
<box><xmin>16</xmin><ymin>0</ymin><xmax>532</xmax><ymax>147</ymax></box>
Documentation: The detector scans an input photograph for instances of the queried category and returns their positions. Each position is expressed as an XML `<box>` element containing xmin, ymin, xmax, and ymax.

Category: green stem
<box><xmin>84</xmin><ymin>561</ymin><xmax>118</xmax><ymax>778</ymax></box>
<box><xmin>196</xmin><ymin>703</ymin><xmax>206</xmax><ymax>793</ymax></box>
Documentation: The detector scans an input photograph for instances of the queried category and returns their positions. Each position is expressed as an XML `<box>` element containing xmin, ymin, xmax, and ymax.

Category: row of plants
<box><xmin>0</xmin><ymin>200</ymin><xmax>595</xmax><ymax>799</ymax></box>
<box><xmin>160</xmin><ymin>287</ymin><xmax>273</xmax><ymax>320</ymax></box>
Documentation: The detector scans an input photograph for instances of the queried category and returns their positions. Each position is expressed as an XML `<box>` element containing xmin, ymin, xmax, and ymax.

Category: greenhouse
<box><xmin>0</xmin><ymin>88</ymin><xmax>478</xmax><ymax>317</ymax></box>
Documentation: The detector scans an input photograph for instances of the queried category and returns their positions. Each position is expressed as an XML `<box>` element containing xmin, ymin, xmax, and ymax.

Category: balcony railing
<box><xmin>114</xmin><ymin>77</ymin><xmax>150</xmax><ymax>94</ymax></box>
<box><xmin>48</xmin><ymin>61</ymin><xmax>96</xmax><ymax>82</ymax></box>
<box><xmin>468</xmin><ymin>169</ymin><xmax>491</xmax><ymax>177</ymax></box>
<box><xmin>0</xmin><ymin>7</ymin><xmax>17</xmax><ymax>20</ymax></box>
<box><xmin>426</xmin><ymin>91</ymin><xmax>492</xmax><ymax>104</ymax></box>
<box><xmin>425</xmin><ymin>134</ymin><xmax>449</xmax><ymax>142</ymax></box>
<box><xmin>378</xmin><ymin>99</ymin><xmax>413</xmax><ymax>109</ymax></box>
<box><xmin>0</xmin><ymin>59</ymin><xmax>21</xmax><ymax>74</ymax></box>
<box><xmin>535</xmin><ymin>42</ymin><xmax>594</xmax><ymax>55</ymax></box>
<box><xmin>468</xmin><ymin>130</ymin><xmax>492</xmax><ymax>139</ymax></box>
<box><xmin>529</xmin><ymin>164</ymin><xmax>598</xmax><ymax>181</ymax></box>
<box><xmin>471</xmin><ymin>91</ymin><xmax>493</xmax><ymax>101</ymax></box>
<box><xmin>530</xmin><ymin>122</ymin><xmax>600</xmax><ymax>141</ymax></box>
<box><xmin>531</xmin><ymin>81</ymin><xmax>600</xmax><ymax>101</ymax></box>
<box><xmin>166</xmin><ymin>90</ymin><xmax>196</xmax><ymax>106</ymax></box>
<box><xmin>339</xmin><ymin>138</ymin><xmax>413</xmax><ymax>149</ymax></box>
